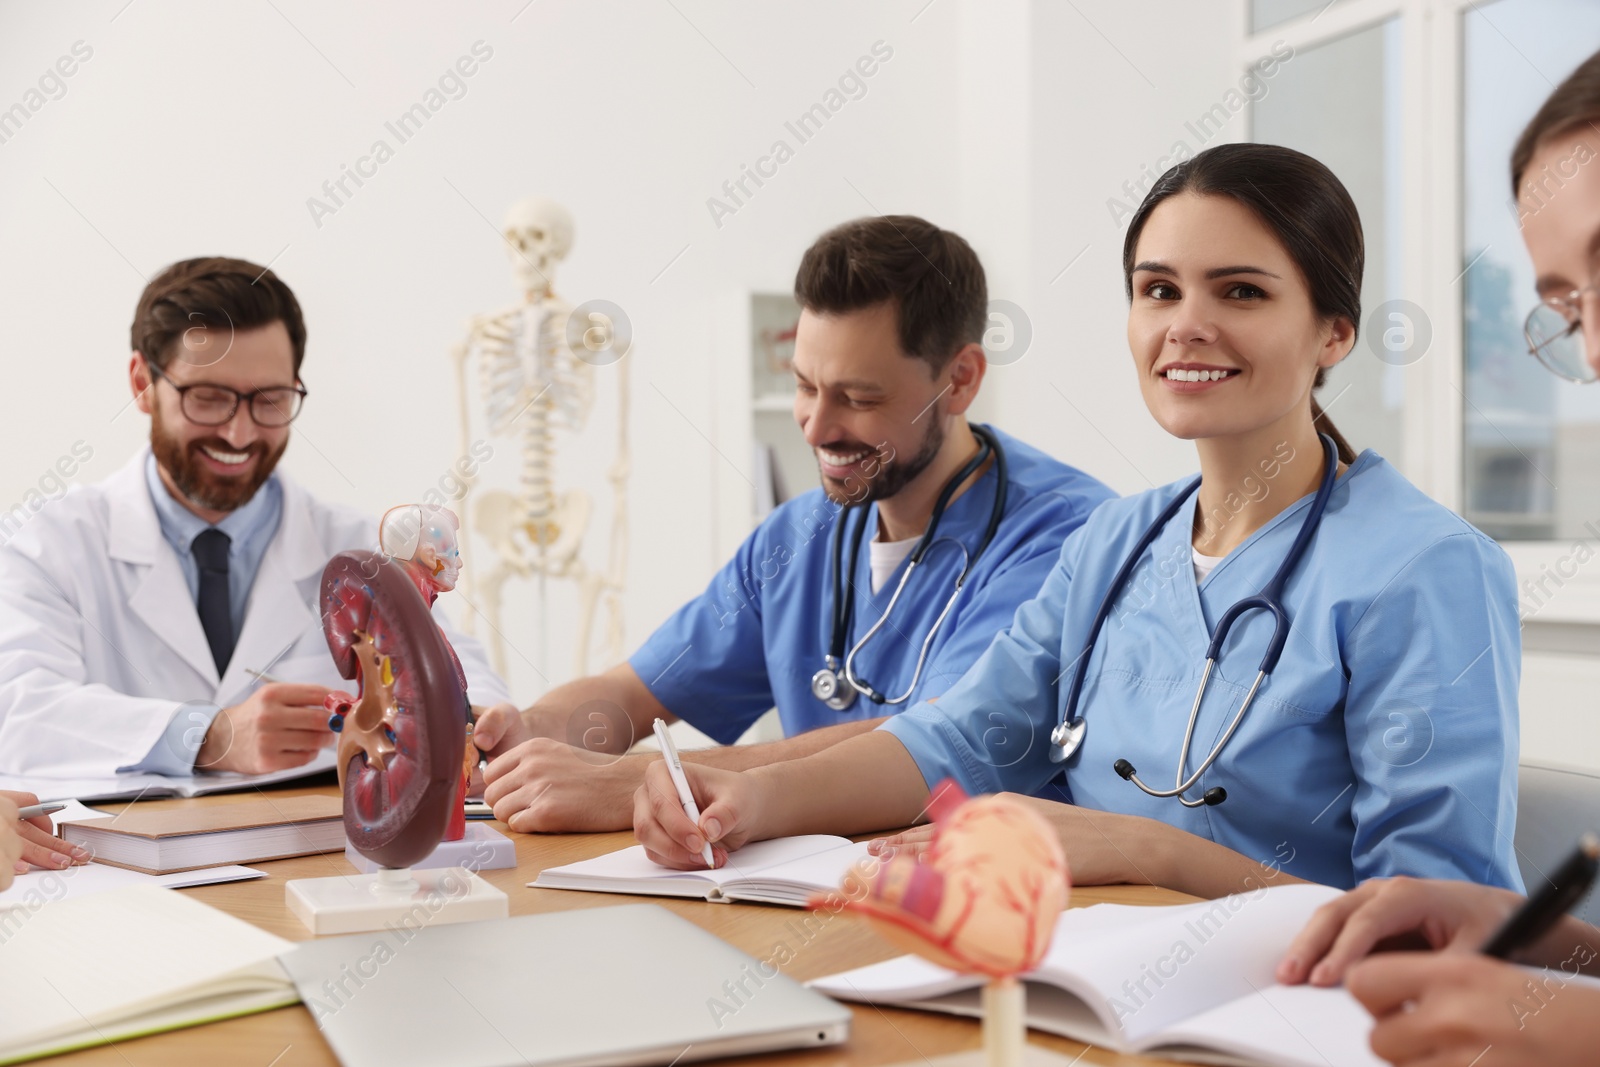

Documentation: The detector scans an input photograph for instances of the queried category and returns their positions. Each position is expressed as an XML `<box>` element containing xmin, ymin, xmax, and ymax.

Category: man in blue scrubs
<box><xmin>474</xmin><ymin>215</ymin><xmax>1115</xmax><ymax>831</ymax></box>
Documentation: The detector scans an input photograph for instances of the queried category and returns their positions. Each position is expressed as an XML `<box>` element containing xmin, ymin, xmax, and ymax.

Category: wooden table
<box><xmin>42</xmin><ymin>780</ymin><xmax>1200</xmax><ymax>1067</ymax></box>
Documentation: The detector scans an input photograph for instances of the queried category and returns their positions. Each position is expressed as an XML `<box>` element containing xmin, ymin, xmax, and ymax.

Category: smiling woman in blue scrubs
<box><xmin>634</xmin><ymin>143</ymin><xmax>1525</xmax><ymax>900</ymax></box>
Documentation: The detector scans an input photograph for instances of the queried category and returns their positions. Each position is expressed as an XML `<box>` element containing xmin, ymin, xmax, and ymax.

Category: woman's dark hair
<box><xmin>1511</xmin><ymin>47</ymin><xmax>1600</xmax><ymax>196</ymax></box>
<box><xmin>1120</xmin><ymin>143</ymin><xmax>1362</xmax><ymax>465</ymax></box>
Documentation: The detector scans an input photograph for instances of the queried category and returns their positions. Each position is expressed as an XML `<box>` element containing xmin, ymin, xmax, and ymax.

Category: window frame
<box><xmin>1241</xmin><ymin>0</ymin><xmax>1600</xmax><ymax>623</ymax></box>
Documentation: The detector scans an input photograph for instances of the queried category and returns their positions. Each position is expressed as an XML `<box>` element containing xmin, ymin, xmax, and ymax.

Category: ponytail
<box><xmin>1310</xmin><ymin>369</ymin><xmax>1358</xmax><ymax>465</ymax></box>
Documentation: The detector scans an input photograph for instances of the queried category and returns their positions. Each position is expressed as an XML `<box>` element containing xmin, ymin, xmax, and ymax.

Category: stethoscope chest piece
<box><xmin>810</xmin><ymin>665</ymin><xmax>856</xmax><ymax>711</ymax></box>
<box><xmin>1048</xmin><ymin>718</ymin><xmax>1085</xmax><ymax>763</ymax></box>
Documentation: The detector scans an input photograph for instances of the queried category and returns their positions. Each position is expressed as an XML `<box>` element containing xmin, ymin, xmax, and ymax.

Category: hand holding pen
<box><xmin>1282</xmin><ymin>835</ymin><xmax>1600</xmax><ymax>988</ymax></box>
<box><xmin>633</xmin><ymin>718</ymin><xmax>766</xmax><ymax>871</ymax></box>
<box><xmin>0</xmin><ymin>790</ymin><xmax>90</xmax><ymax>878</ymax></box>
<box><xmin>653</xmin><ymin>718</ymin><xmax>715</xmax><ymax>869</ymax></box>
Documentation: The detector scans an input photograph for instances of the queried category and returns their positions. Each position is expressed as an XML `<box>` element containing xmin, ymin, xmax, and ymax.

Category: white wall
<box><xmin>0</xmin><ymin>0</ymin><xmax>971</xmax><ymax>701</ymax></box>
<box><xmin>24</xmin><ymin>2</ymin><xmax>1572</xmax><ymax>778</ymax></box>
<box><xmin>0</xmin><ymin>0</ymin><xmax>1238</xmax><ymax>703</ymax></box>
<box><xmin>997</xmin><ymin>1</ymin><xmax>1237</xmax><ymax>495</ymax></box>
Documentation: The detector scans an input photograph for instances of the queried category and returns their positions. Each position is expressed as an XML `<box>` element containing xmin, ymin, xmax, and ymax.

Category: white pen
<box><xmin>16</xmin><ymin>802</ymin><xmax>66</xmax><ymax>820</ymax></box>
<box><xmin>244</xmin><ymin>667</ymin><xmax>283</xmax><ymax>684</ymax></box>
<box><xmin>652</xmin><ymin>717</ymin><xmax>715</xmax><ymax>869</ymax></box>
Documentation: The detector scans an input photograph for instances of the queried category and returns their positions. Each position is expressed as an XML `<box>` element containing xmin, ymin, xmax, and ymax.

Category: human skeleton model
<box><xmin>451</xmin><ymin>197</ymin><xmax>630</xmax><ymax>679</ymax></box>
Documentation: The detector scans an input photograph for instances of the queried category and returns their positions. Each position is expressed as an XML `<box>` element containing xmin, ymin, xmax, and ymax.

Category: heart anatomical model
<box><xmin>836</xmin><ymin>782</ymin><xmax>1070</xmax><ymax>978</ymax></box>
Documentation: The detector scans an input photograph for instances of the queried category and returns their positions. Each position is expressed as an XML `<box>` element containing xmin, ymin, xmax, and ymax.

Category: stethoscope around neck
<box><xmin>810</xmin><ymin>425</ymin><xmax>1008</xmax><ymax>711</ymax></box>
<box><xmin>1047</xmin><ymin>433</ymin><xmax>1340</xmax><ymax>808</ymax></box>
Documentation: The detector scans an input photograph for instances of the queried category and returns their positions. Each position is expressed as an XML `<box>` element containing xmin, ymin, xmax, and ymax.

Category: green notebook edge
<box><xmin>0</xmin><ymin>989</ymin><xmax>302</xmax><ymax>1065</ymax></box>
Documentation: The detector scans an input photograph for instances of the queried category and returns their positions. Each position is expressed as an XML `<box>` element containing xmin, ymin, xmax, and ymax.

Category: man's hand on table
<box><xmin>481</xmin><ymin>738</ymin><xmax>649</xmax><ymax>832</ymax></box>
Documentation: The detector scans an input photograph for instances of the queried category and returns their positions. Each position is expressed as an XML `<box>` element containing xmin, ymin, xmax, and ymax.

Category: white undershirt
<box><xmin>869</xmin><ymin>535</ymin><xmax>919</xmax><ymax>593</ymax></box>
<box><xmin>1192</xmin><ymin>547</ymin><xmax>1225</xmax><ymax>583</ymax></box>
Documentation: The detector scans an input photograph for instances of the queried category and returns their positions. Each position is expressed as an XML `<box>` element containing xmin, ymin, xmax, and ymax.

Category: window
<box><xmin>1252</xmin><ymin>17</ymin><xmax>1407</xmax><ymax>476</ymax></box>
<box><xmin>1461</xmin><ymin>0</ymin><xmax>1600</xmax><ymax>540</ymax></box>
<box><xmin>1252</xmin><ymin>0</ymin><xmax>1351</xmax><ymax>33</ymax></box>
<box><xmin>1242</xmin><ymin>0</ymin><xmax>1600</xmax><ymax>620</ymax></box>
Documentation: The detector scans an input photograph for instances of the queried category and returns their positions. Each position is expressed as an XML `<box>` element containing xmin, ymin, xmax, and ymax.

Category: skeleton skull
<box><xmin>502</xmin><ymin>197</ymin><xmax>575</xmax><ymax>296</ymax></box>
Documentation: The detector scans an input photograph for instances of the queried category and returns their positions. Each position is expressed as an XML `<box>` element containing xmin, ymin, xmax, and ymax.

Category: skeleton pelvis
<box><xmin>474</xmin><ymin>487</ymin><xmax>592</xmax><ymax>569</ymax></box>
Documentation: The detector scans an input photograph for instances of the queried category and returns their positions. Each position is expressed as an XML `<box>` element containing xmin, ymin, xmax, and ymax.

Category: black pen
<box><xmin>1482</xmin><ymin>832</ymin><xmax>1600</xmax><ymax>959</ymax></box>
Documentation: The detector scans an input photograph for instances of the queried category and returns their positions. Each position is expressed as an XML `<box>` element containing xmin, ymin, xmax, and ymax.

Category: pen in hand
<box><xmin>1482</xmin><ymin>832</ymin><xmax>1600</xmax><ymax>959</ymax></box>
<box><xmin>16</xmin><ymin>802</ymin><xmax>66</xmax><ymax>821</ymax></box>
<box><xmin>466</xmin><ymin>706</ymin><xmax>490</xmax><ymax>774</ymax></box>
<box><xmin>652</xmin><ymin>717</ymin><xmax>715</xmax><ymax>869</ymax></box>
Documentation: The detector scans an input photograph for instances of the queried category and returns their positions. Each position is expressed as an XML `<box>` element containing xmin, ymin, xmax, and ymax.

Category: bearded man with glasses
<box><xmin>0</xmin><ymin>257</ymin><xmax>511</xmax><ymax>781</ymax></box>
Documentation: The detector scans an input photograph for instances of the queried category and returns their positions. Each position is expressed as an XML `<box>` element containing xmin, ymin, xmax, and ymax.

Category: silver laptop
<box><xmin>279</xmin><ymin>903</ymin><xmax>851</xmax><ymax>1067</ymax></box>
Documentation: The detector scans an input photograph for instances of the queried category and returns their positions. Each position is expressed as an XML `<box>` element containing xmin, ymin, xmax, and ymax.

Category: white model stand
<box><xmin>450</xmin><ymin>196</ymin><xmax>630</xmax><ymax>680</ymax></box>
<box><xmin>286</xmin><ymin>866</ymin><xmax>508</xmax><ymax>937</ymax></box>
<box><xmin>882</xmin><ymin>980</ymin><xmax>1079</xmax><ymax>1067</ymax></box>
<box><xmin>342</xmin><ymin>822</ymin><xmax>516</xmax><ymax>874</ymax></box>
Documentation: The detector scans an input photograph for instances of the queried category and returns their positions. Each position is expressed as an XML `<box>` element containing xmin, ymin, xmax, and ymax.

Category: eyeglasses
<box><xmin>145</xmin><ymin>361</ymin><xmax>308</xmax><ymax>427</ymax></box>
<box><xmin>1524</xmin><ymin>277</ymin><xmax>1600</xmax><ymax>384</ymax></box>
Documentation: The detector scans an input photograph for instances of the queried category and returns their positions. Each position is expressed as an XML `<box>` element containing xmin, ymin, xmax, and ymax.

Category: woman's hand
<box><xmin>632</xmin><ymin>762</ymin><xmax>770</xmax><ymax>870</ymax></box>
<box><xmin>1</xmin><ymin>790</ymin><xmax>90</xmax><ymax>877</ymax></box>
<box><xmin>1278</xmin><ymin>876</ymin><xmax>1523</xmax><ymax>987</ymax></box>
<box><xmin>868</xmin><ymin>822</ymin><xmax>936</xmax><ymax>860</ymax></box>
<box><xmin>870</xmin><ymin>793</ymin><xmax>1153</xmax><ymax>886</ymax></box>
<box><xmin>0</xmin><ymin>796</ymin><xmax>22</xmax><ymax>891</ymax></box>
<box><xmin>1348</xmin><ymin>951</ymin><xmax>1600</xmax><ymax>1066</ymax></box>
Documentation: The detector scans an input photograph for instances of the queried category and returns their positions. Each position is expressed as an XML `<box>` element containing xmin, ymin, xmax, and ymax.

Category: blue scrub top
<box><xmin>629</xmin><ymin>425</ymin><xmax>1116</xmax><ymax>745</ymax></box>
<box><xmin>883</xmin><ymin>450</ymin><xmax>1525</xmax><ymax>891</ymax></box>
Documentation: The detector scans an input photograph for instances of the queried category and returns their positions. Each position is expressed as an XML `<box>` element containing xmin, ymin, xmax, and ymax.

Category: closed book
<box><xmin>59</xmin><ymin>794</ymin><xmax>344</xmax><ymax>875</ymax></box>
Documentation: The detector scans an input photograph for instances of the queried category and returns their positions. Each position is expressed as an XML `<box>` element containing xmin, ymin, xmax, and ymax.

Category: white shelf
<box><xmin>752</xmin><ymin>392</ymin><xmax>794</xmax><ymax>413</ymax></box>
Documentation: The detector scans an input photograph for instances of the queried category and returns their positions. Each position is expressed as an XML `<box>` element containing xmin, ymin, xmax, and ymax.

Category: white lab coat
<box><xmin>0</xmin><ymin>450</ymin><xmax>511</xmax><ymax>778</ymax></box>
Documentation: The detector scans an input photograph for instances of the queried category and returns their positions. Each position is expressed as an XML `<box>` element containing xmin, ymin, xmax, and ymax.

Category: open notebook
<box><xmin>532</xmin><ymin>835</ymin><xmax>876</xmax><ymax>906</ymax></box>
<box><xmin>810</xmin><ymin>883</ymin><xmax>1385</xmax><ymax>1067</ymax></box>
<box><xmin>0</xmin><ymin>746</ymin><xmax>338</xmax><ymax>803</ymax></box>
<box><xmin>0</xmin><ymin>884</ymin><xmax>298</xmax><ymax>1064</ymax></box>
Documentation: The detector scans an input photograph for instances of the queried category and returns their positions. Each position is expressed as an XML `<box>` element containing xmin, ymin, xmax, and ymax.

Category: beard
<box><xmin>150</xmin><ymin>405</ymin><xmax>286</xmax><ymax>514</ymax></box>
<box><xmin>817</xmin><ymin>415</ymin><xmax>946</xmax><ymax>507</ymax></box>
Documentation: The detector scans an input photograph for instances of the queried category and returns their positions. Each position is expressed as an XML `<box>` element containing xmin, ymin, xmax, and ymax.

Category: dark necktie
<box><xmin>192</xmin><ymin>528</ymin><xmax>234</xmax><ymax>675</ymax></box>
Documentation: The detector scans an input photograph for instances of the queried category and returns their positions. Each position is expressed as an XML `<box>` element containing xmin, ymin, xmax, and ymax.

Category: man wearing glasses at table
<box><xmin>0</xmin><ymin>257</ymin><xmax>510</xmax><ymax>782</ymax></box>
